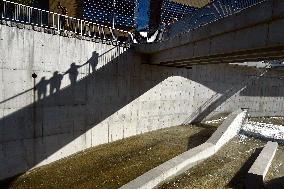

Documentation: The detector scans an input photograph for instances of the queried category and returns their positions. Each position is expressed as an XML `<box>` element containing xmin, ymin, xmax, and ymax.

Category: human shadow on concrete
<box><xmin>35</xmin><ymin>77</ymin><xmax>49</xmax><ymax>100</ymax></box>
<box><xmin>227</xmin><ymin>147</ymin><xmax>262</xmax><ymax>189</ymax></box>
<box><xmin>65</xmin><ymin>63</ymin><xmax>80</xmax><ymax>85</ymax></box>
<box><xmin>0</xmin><ymin>50</ymin><xmax>101</xmax><ymax>104</ymax></box>
<box><xmin>0</xmin><ymin>48</ymin><xmax>181</xmax><ymax>186</ymax></box>
<box><xmin>50</xmin><ymin>71</ymin><xmax>63</xmax><ymax>94</ymax></box>
<box><xmin>1</xmin><ymin>52</ymin><xmax>284</xmax><ymax>187</ymax></box>
<box><xmin>87</xmin><ymin>51</ymin><xmax>99</xmax><ymax>73</ymax></box>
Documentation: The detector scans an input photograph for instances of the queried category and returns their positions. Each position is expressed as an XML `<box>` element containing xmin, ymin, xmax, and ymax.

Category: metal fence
<box><xmin>0</xmin><ymin>0</ymin><xmax>132</xmax><ymax>45</ymax></box>
<box><xmin>164</xmin><ymin>0</ymin><xmax>267</xmax><ymax>40</ymax></box>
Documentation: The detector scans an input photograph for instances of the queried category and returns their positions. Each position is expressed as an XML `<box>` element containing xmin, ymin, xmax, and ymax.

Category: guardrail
<box><xmin>0</xmin><ymin>0</ymin><xmax>132</xmax><ymax>45</ymax></box>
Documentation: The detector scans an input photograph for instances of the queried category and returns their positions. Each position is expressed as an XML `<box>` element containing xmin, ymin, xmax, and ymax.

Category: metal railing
<box><xmin>162</xmin><ymin>0</ymin><xmax>267</xmax><ymax>41</ymax></box>
<box><xmin>0</xmin><ymin>0</ymin><xmax>132</xmax><ymax>45</ymax></box>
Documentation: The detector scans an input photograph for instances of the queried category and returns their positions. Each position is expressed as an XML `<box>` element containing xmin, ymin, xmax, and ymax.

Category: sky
<box><xmin>136</xmin><ymin>0</ymin><xmax>150</xmax><ymax>30</ymax></box>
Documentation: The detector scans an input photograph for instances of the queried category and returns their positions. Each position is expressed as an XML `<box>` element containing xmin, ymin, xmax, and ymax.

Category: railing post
<box><xmin>40</xmin><ymin>10</ymin><xmax>42</xmax><ymax>26</ymax></box>
<box><xmin>72</xmin><ymin>18</ymin><xmax>77</xmax><ymax>33</ymax></box>
<box><xmin>52</xmin><ymin>13</ymin><xmax>54</xmax><ymax>28</ymax></box>
<box><xmin>80</xmin><ymin>20</ymin><xmax>83</xmax><ymax>36</ymax></box>
<box><xmin>57</xmin><ymin>14</ymin><xmax>60</xmax><ymax>32</ymax></box>
<box><xmin>0</xmin><ymin>0</ymin><xmax>132</xmax><ymax>45</ymax></box>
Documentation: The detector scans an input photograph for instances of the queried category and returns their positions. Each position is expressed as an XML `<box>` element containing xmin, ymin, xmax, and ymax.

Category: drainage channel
<box><xmin>0</xmin><ymin>124</ymin><xmax>217</xmax><ymax>189</ymax></box>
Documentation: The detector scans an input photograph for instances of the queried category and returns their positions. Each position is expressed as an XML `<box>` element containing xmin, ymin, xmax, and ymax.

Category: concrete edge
<box><xmin>207</xmin><ymin>109</ymin><xmax>247</xmax><ymax>150</ymax></box>
<box><xmin>245</xmin><ymin>141</ymin><xmax>278</xmax><ymax>189</ymax></box>
<box><xmin>119</xmin><ymin>109</ymin><xmax>247</xmax><ymax>189</ymax></box>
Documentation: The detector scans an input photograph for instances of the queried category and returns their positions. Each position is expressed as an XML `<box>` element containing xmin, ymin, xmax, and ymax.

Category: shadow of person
<box><xmin>35</xmin><ymin>77</ymin><xmax>49</xmax><ymax>100</ymax></box>
<box><xmin>50</xmin><ymin>71</ymin><xmax>63</xmax><ymax>94</ymax></box>
<box><xmin>87</xmin><ymin>51</ymin><xmax>99</xmax><ymax>73</ymax></box>
<box><xmin>65</xmin><ymin>63</ymin><xmax>80</xmax><ymax>85</ymax></box>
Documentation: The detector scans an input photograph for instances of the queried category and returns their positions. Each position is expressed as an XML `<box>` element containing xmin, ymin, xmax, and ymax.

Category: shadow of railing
<box><xmin>183</xmin><ymin>65</ymin><xmax>270</xmax><ymax>124</ymax></box>
<box><xmin>0</xmin><ymin>49</ymin><xmax>283</xmax><ymax>184</ymax></box>
<box><xmin>0</xmin><ymin>47</ymin><xmax>176</xmax><ymax>182</ymax></box>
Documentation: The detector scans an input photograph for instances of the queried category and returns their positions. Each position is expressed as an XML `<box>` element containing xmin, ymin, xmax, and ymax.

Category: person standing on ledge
<box><xmin>57</xmin><ymin>2</ymin><xmax>69</xmax><ymax>30</ymax></box>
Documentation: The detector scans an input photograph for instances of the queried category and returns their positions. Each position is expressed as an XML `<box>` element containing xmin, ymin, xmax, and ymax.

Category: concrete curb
<box><xmin>119</xmin><ymin>109</ymin><xmax>247</xmax><ymax>189</ymax></box>
<box><xmin>245</xmin><ymin>141</ymin><xmax>278</xmax><ymax>189</ymax></box>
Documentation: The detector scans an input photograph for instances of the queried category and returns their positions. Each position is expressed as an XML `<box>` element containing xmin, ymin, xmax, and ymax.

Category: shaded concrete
<box><xmin>245</xmin><ymin>141</ymin><xmax>278</xmax><ymax>189</ymax></box>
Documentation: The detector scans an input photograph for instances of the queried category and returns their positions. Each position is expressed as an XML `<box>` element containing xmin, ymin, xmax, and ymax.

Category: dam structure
<box><xmin>0</xmin><ymin>0</ymin><xmax>284</xmax><ymax>183</ymax></box>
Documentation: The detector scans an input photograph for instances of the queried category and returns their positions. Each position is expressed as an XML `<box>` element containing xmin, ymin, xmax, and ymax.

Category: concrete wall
<box><xmin>0</xmin><ymin>24</ymin><xmax>194</xmax><ymax>180</ymax></box>
<box><xmin>0</xmin><ymin>23</ymin><xmax>284</xmax><ymax>180</ymax></box>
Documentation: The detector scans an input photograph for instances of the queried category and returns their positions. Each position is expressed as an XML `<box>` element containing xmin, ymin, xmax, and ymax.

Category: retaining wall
<box><xmin>0</xmin><ymin>23</ymin><xmax>284</xmax><ymax>180</ymax></box>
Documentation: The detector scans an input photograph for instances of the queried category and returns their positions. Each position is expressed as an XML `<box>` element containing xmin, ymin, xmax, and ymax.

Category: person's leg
<box><xmin>60</xmin><ymin>16</ymin><xmax>65</xmax><ymax>30</ymax></box>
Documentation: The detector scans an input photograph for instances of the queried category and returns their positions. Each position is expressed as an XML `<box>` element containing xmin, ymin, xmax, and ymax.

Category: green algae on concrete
<box><xmin>1</xmin><ymin>124</ymin><xmax>216</xmax><ymax>189</ymax></box>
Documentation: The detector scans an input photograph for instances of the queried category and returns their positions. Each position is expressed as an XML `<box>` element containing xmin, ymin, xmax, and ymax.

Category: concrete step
<box><xmin>245</xmin><ymin>141</ymin><xmax>278</xmax><ymax>189</ymax></box>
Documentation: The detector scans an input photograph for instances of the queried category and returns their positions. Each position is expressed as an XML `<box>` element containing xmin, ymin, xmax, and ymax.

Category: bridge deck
<box><xmin>133</xmin><ymin>0</ymin><xmax>284</xmax><ymax>67</ymax></box>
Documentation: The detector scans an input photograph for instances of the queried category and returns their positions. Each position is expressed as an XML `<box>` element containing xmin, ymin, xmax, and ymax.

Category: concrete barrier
<box><xmin>245</xmin><ymin>141</ymin><xmax>278</xmax><ymax>189</ymax></box>
<box><xmin>119</xmin><ymin>109</ymin><xmax>247</xmax><ymax>189</ymax></box>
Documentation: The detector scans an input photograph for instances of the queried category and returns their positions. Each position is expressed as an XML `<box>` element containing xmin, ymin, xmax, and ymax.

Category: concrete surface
<box><xmin>134</xmin><ymin>0</ymin><xmax>284</xmax><ymax>66</ymax></box>
<box><xmin>1</xmin><ymin>21</ymin><xmax>284</xmax><ymax>181</ymax></box>
<box><xmin>207</xmin><ymin>109</ymin><xmax>247</xmax><ymax>150</ymax></box>
<box><xmin>119</xmin><ymin>110</ymin><xmax>247</xmax><ymax>189</ymax></box>
<box><xmin>245</xmin><ymin>141</ymin><xmax>278</xmax><ymax>189</ymax></box>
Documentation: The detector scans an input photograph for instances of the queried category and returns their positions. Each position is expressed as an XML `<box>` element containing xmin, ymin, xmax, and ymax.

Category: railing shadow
<box><xmin>0</xmin><ymin>47</ymin><xmax>182</xmax><ymax>183</ymax></box>
<box><xmin>183</xmin><ymin>66</ymin><xmax>270</xmax><ymax>124</ymax></box>
<box><xmin>0</xmin><ymin>47</ymin><xmax>283</xmax><ymax>185</ymax></box>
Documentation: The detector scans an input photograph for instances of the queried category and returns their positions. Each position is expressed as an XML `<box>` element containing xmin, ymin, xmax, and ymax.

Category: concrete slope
<box><xmin>119</xmin><ymin>109</ymin><xmax>247</xmax><ymax>189</ymax></box>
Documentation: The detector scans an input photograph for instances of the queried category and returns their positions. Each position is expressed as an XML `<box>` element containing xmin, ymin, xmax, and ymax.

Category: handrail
<box><xmin>0</xmin><ymin>0</ymin><xmax>132</xmax><ymax>45</ymax></box>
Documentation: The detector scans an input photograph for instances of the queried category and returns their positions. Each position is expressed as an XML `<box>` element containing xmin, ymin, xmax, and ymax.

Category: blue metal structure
<box><xmin>83</xmin><ymin>0</ymin><xmax>137</xmax><ymax>30</ymax></box>
<box><xmin>168</xmin><ymin>0</ymin><xmax>267</xmax><ymax>38</ymax></box>
<box><xmin>161</xmin><ymin>0</ymin><xmax>197</xmax><ymax>24</ymax></box>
